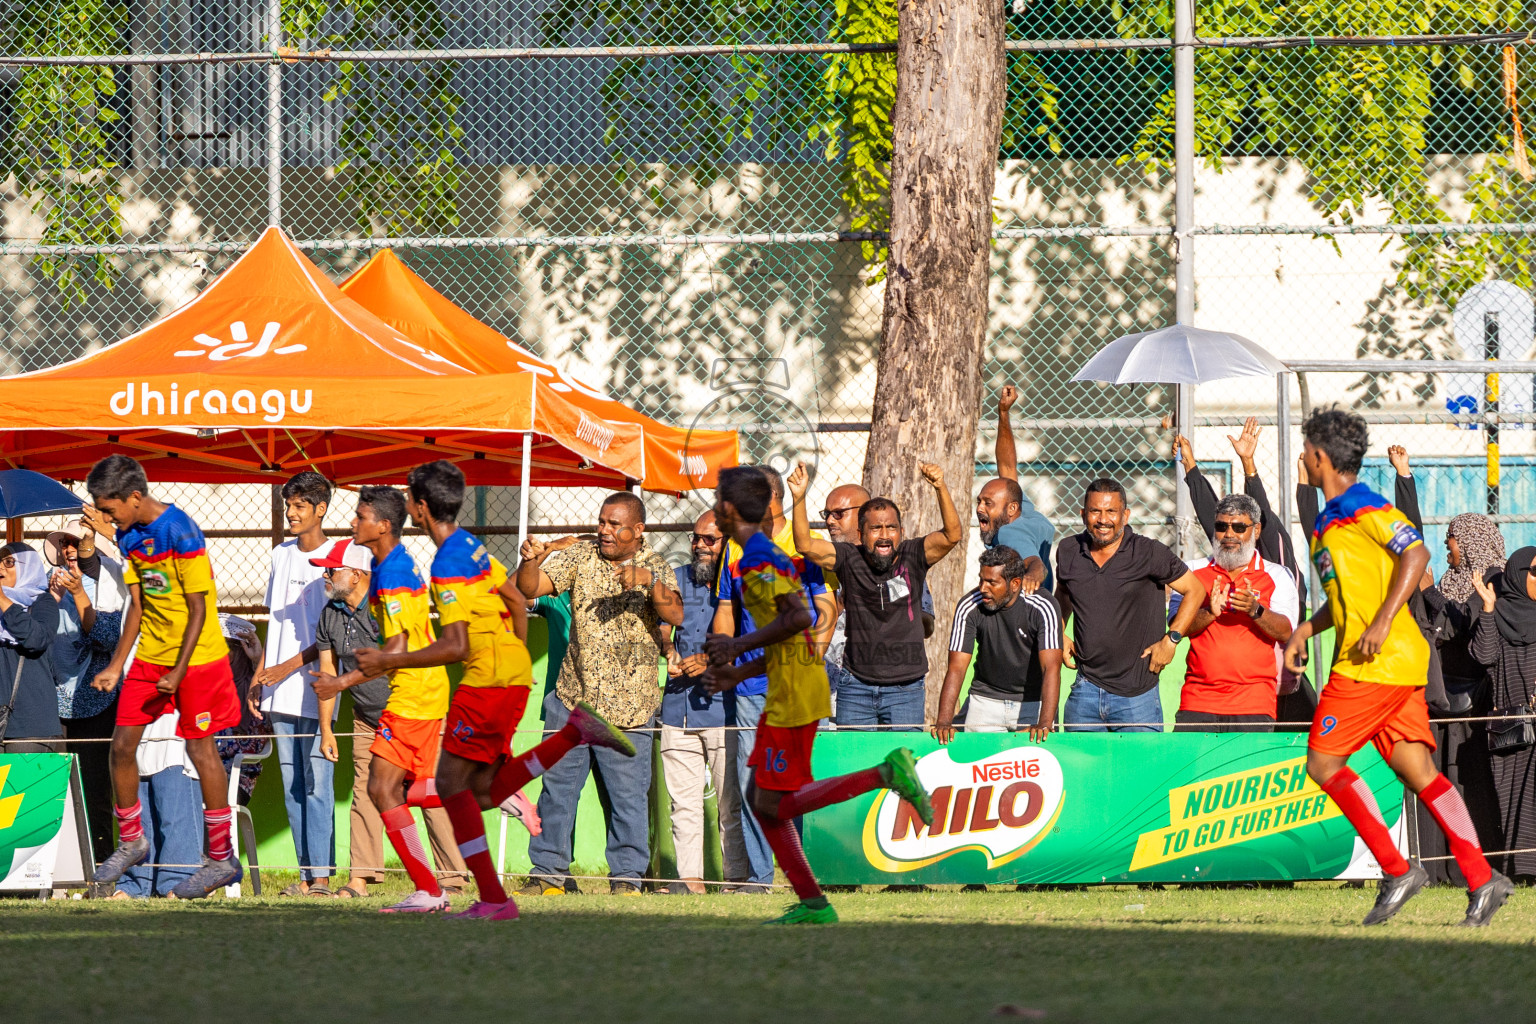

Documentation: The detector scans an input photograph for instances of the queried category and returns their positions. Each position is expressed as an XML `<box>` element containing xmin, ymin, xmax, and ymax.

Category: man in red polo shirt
<box><xmin>1178</xmin><ymin>494</ymin><xmax>1299</xmax><ymax>731</ymax></box>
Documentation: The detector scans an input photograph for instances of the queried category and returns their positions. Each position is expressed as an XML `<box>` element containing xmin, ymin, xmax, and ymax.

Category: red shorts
<box><xmin>442</xmin><ymin>685</ymin><xmax>531</xmax><ymax>764</ymax></box>
<box><xmin>1309</xmin><ymin>673</ymin><xmax>1437</xmax><ymax>761</ymax></box>
<box><xmin>370</xmin><ymin>710</ymin><xmax>444</xmax><ymax>779</ymax></box>
<box><xmin>115</xmin><ymin>658</ymin><xmax>240</xmax><ymax>739</ymax></box>
<box><xmin>749</xmin><ymin>722</ymin><xmax>818</xmax><ymax>792</ymax></box>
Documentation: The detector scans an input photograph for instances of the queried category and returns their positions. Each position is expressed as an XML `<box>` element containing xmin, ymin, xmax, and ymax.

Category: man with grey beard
<box><xmin>657</xmin><ymin>511</ymin><xmax>749</xmax><ymax>893</ymax></box>
<box><xmin>1175</xmin><ymin>493</ymin><xmax>1300</xmax><ymax>733</ymax></box>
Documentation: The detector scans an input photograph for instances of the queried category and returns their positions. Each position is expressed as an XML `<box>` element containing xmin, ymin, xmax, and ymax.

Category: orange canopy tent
<box><xmin>338</xmin><ymin>248</ymin><xmax>737</xmax><ymax>493</ymax></box>
<box><xmin>0</xmin><ymin>228</ymin><xmax>720</xmax><ymax>499</ymax></box>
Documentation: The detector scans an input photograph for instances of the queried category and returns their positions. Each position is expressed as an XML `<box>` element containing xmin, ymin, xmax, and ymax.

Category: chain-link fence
<box><xmin>4</xmin><ymin>1</ymin><xmax>1536</xmax><ymax>608</ymax></box>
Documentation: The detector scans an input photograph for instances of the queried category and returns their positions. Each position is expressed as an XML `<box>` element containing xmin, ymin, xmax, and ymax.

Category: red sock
<box><xmin>756</xmin><ymin>812</ymin><xmax>821</xmax><ymax>901</ymax></box>
<box><xmin>1419</xmin><ymin>774</ymin><xmax>1493</xmax><ymax>890</ymax></box>
<box><xmin>775</xmin><ymin>768</ymin><xmax>884</xmax><ymax>819</ymax></box>
<box><xmin>1320</xmin><ymin>767</ymin><xmax>1411</xmax><ymax>877</ymax></box>
<box><xmin>406</xmin><ymin>778</ymin><xmax>442</xmax><ymax>808</ymax></box>
<box><xmin>489</xmin><ymin>723</ymin><xmax>581</xmax><ymax>805</ymax></box>
<box><xmin>444</xmin><ymin>790</ymin><xmax>507</xmax><ymax>903</ymax></box>
<box><xmin>204</xmin><ymin>807</ymin><xmax>233</xmax><ymax>861</ymax></box>
<box><xmin>381</xmin><ymin>805</ymin><xmax>442</xmax><ymax>895</ymax></box>
<box><xmin>114</xmin><ymin>801</ymin><xmax>144</xmax><ymax>844</ymax></box>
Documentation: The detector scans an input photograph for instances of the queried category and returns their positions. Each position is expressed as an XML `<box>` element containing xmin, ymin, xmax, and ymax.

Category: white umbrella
<box><xmin>1071</xmin><ymin>324</ymin><xmax>1288</xmax><ymax>385</ymax></box>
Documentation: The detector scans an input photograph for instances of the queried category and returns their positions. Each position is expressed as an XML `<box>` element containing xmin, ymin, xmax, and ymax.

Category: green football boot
<box><xmin>764</xmin><ymin>900</ymin><xmax>840</xmax><ymax>925</ymax></box>
<box><xmin>881</xmin><ymin>747</ymin><xmax>935</xmax><ymax>826</ymax></box>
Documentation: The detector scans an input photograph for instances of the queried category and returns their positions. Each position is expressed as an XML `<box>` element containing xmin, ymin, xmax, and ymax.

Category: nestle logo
<box><xmin>971</xmin><ymin>759</ymin><xmax>1041</xmax><ymax>784</ymax></box>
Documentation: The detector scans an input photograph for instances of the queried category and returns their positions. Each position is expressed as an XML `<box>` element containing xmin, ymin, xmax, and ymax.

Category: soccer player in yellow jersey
<box><xmin>1285</xmin><ymin>408</ymin><xmax>1512</xmax><ymax>927</ymax></box>
<box><xmin>355</xmin><ymin>461</ymin><xmax>634</xmax><ymax>921</ymax></box>
<box><xmin>311</xmin><ymin>485</ymin><xmax>453</xmax><ymax>912</ymax></box>
<box><xmin>704</xmin><ymin>466</ymin><xmax>934</xmax><ymax>925</ymax></box>
<box><xmin>85</xmin><ymin>455</ymin><xmax>243</xmax><ymax>898</ymax></box>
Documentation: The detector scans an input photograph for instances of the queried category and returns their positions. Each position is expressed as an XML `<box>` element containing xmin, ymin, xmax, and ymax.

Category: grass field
<box><xmin>4</xmin><ymin>877</ymin><xmax>1531</xmax><ymax>1024</ymax></box>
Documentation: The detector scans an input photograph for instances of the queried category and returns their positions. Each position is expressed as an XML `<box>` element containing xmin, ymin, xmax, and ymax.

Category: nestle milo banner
<box><xmin>0</xmin><ymin>754</ymin><xmax>89</xmax><ymax>890</ymax></box>
<box><xmin>805</xmin><ymin>733</ymin><xmax>1404</xmax><ymax>884</ymax></box>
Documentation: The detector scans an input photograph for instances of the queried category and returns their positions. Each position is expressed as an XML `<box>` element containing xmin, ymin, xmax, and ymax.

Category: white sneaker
<box><xmin>379</xmin><ymin>889</ymin><xmax>451</xmax><ymax>914</ymax></box>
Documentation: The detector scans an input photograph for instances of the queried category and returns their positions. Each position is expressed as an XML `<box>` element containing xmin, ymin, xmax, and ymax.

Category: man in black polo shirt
<box><xmin>932</xmin><ymin>546</ymin><xmax>1063</xmax><ymax>742</ymax></box>
<box><xmin>791</xmin><ymin>461</ymin><xmax>964</xmax><ymax>730</ymax></box>
<box><xmin>1055</xmin><ymin>478</ymin><xmax>1206</xmax><ymax>732</ymax></box>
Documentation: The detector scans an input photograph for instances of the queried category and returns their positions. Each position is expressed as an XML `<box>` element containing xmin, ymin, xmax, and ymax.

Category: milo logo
<box><xmin>139</xmin><ymin>568</ymin><xmax>172</xmax><ymax>596</ymax></box>
<box><xmin>862</xmin><ymin>747</ymin><xmax>1065</xmax><ymax>872</ymax></box>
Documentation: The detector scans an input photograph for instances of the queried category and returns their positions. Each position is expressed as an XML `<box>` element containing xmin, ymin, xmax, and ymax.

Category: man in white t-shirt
<box><xmin>251</xmin><ymin>471</ymin><xmax>335</xmax><ymax>895</ymax></box>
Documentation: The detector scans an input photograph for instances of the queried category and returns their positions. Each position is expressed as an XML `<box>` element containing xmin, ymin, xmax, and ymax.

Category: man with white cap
<box><xmin>307</xmin><ymin>538</ymin><xmax>468</xmax><ymax>899</ymax></box>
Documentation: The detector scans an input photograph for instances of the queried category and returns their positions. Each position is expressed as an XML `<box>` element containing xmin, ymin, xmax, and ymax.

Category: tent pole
<box><xmin>516</xmin><ymin>432</ymin><xmax>532</xmax><ymax>552</ymax></box>
<box><xmin>6</xmin><ymin>517</ymin><xmax>23</xmax><ymax>544</ymax></box>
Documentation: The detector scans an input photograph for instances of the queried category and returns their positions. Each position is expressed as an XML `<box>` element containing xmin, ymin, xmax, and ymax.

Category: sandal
<box><xmin>307</xmin><ymin>883</ymin><xmax>334</xmax><ymax>898</ymax></box>
<box><xmin>334</xmin><ymin>885</ymin><xmax>367</xmax><ymax>899</ymax></box>
<box><xmin>278</xmin><ymin>882</ymin><xmax>307</xmax><ymax>897</ymax></box>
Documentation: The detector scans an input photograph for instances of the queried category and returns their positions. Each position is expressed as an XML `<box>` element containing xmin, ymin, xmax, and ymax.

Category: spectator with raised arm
<box><xmin>1055</xmin><ymin>479</ymin><xmax>1206</xmax><ymax>732</ymax></box>
<box><xmin>790</xmin><ymin>460</ymin><xmax>964</xmax><ymax>730</ymax></box>
<box><xmin>992</xmin><ymin>384</ymin><xmax>1058</xmax><ymax>588</ymax></box>
<box><xmin>1176</xmin><ymin>494</ymin><xmax>1298</xmax><ymax>732</ymax></box>
<box><xmin>1175</xmin><ymin>418</ymin><xmax>1300</xmax><ymax>582</ymax></box>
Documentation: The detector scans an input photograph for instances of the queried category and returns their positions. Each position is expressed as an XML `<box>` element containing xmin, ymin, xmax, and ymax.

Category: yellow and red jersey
<box><xmin>737</xmin><ymin>531</ymin><xmax>831</xmax><ymax>728</ymax></box>
<box><xmin>116</xmin><ymin>503</ymin><xmax>226</xmax><ymax>666</ymax></box>
<box><xmin>429</xmin><ymin>527</ymin><xmax>531</xmax><ymax>690</ymax></box>
<box><xmin>369</xmin><ymin>541</ymin><xmax>450</xmax><ymax>719</ymax></box>
<box><xmin>1310</xmin><ymin>482</ymin><xmax>1430</xmax><ymax>686</ymax></box>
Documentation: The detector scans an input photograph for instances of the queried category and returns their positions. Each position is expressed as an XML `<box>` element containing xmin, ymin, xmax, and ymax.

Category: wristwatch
<box><xmin>1165</xmin><ymin>629</ymin><xmax>1183</xmax><ymax>645</ymax></box>
<box><xmin>1249</xmin><ymin>602</ymin><xmax>1265</xmax><ymax>620</ymax></box>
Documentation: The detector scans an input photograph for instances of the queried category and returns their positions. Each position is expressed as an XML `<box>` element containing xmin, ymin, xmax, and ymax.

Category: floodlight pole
<box><xmin>1172</xmin><ymin>0</ymin><xmax>1196</xmax><ymax>556</ymax></box>
<box><xmin>266</xmin><ymin>0</ymin><xmax>282</xmax><ymax>230</ymax></box>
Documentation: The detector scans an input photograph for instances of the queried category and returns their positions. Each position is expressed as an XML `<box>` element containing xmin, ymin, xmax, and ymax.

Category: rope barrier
<box><xmin>9</xmin><ymin>712</ymin><xmax>1536</xmax><ymax>745</ymax></box>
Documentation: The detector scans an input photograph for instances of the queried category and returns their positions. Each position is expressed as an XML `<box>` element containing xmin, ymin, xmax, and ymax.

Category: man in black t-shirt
<box><xmin>1054</xmin><ymin>478</ymin><xmax>1206</xmax><ymax>733</ymax></box>
<box><xmin>790</xmin><ymin>461</ymin><xmax>964</xmax><ymax>731</ymax></box>
<box><xmin>933</xmin><ymin>546</ymin><xmax>1063</xmax><ymax>743</ymax></box>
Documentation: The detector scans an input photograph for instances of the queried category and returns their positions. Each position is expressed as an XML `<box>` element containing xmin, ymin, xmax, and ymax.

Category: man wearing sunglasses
<box><xmin>1175</xmin><ymin>494</ymin><xmax>1298</xmax><ymax>732</ymax></box>
<box><xmin>656</xmin><ymin>512</ymin><xmax>749</xmax><ymax>893</ymax></box>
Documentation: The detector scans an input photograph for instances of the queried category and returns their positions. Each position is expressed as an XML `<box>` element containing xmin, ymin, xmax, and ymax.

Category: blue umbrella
<box><xmin>0</xmin><ymin>469</ymin><xmax>83</xmax><ymax>519</ymax></box>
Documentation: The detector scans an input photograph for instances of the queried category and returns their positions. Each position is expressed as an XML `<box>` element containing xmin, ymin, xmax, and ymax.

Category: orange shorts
<box><xmin>115</xmin><ymin>658</ymin><xmax>241</xmax><ymax>738</ymax></box>
<box><xmin>1309</xmin><ymin>673</ymin><xmax>1436</xmax><ymax>761</ymax></box>
<box><xmin>442</xmin><ymin>685</ymin><xmax>531</xmax><ymax>765</ymax></box>
<box><xmin>749</xmin><ymin>722</ymin><xmax>818</xmax><ymax>792</ymax></box>
<box><xmin>370</xmin><ymin>710</ymin><xmax>444</xmax><ymax>779</ymax></box>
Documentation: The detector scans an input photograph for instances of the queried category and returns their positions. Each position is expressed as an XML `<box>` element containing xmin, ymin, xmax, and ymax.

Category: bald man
<box><xmin>992</xmin><ymin>384</ymin><xmax>1058</xmax><ymax>589</ymax></box>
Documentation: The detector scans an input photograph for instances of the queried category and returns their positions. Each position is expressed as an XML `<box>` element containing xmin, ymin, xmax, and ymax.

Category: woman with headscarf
<box><xmin>1470</xmin><ymin>547</ymin><xmax>1536</xmax><ymax>881</ymax></box>
<box><xmin>0</xmin><ymin>542</ymin><xmax>64</xmax><ymax>750</ymax></box>
<box><xmin>1430</xmin><ymin>511</ymin><xmax>1508</xmax><ymax>700</ymax></box>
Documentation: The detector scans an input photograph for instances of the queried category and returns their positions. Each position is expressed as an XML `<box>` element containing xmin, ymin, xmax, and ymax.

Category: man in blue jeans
<box><xmin>1054</xmin><ymin>478</ymin><xmax>1206</xmax><ymax>732</ymax></box>
<box><xmin>789</xmin><ymin>459</ymin><xmax>964</xmax><ymax>731</ymax></box>
<box><xmin>515</xmin><ymin>493</ymin><xmax>683</xmax><ymax>895</ymax></box>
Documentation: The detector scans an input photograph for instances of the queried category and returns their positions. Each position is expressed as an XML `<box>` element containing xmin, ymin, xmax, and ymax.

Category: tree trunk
<box><xmin>861</xmin><ymin>0</ymin><xmax>1006</xmax><ymax>720</ymax></box>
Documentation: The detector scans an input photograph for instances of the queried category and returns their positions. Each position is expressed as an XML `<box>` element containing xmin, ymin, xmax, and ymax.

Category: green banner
<box><xmin>0</xmin><ymin>754</ymin><xmax>72</xmax><ymax>888</ymax></box>
<box><xmin>804</xmin><ymin>733</ymin><xmax>1402</xmax><ymax>884</ymax></box>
